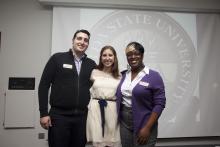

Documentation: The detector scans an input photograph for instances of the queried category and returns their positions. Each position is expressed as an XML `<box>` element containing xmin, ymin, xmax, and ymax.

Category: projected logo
<box><xmin>89</xmin><ymin>11</ymin><xmax>198</xmax><ymax>128</ymax></box>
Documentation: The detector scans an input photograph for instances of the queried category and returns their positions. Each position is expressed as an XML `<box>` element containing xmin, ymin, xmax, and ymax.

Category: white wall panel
<box><xmin>4</xmin><ymin>90</ymin><xmax>35</xmax><ymax>128</ymax></box>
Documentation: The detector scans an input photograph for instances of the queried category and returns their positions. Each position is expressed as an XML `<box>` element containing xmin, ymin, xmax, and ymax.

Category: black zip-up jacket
<box><xmin>38</xmin><ymin>50</ymin><xmax>96</xmax><ymax>117</ymax></box>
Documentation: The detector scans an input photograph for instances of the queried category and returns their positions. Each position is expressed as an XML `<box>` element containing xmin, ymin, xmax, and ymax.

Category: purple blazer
<box><xmin>116</xmin><ymin>69</ymin><xmax>166</xmax><ymax>134</ymax></box>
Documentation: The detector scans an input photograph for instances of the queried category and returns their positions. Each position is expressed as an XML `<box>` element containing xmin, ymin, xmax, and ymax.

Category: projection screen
<box><xmin>51</xmin><ymin>7</ymin><xmax>220</xmax><ymax>138</ymax></box>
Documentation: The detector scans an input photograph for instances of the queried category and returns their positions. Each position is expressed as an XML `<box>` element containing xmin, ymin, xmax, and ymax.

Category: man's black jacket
<box><xmin>38</xmin><ymin>50</ymin><xmax>96</xmax><ymax>117</ymax></box>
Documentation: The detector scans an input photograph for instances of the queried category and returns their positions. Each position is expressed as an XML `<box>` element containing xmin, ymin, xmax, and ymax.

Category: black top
<box><xmin>38</xmin><ymin>50</ymin><xmax>96</xmax><ymax>117</ymax></box>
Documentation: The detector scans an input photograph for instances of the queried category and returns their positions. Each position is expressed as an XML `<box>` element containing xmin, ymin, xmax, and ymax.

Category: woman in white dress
<box><xmin>86</xmin><ymin>45</ymin><xmax>121</xmax><ymax>147</ymax></box>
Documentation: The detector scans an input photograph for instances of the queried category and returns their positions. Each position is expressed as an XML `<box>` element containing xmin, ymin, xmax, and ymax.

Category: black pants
<box><xmin>48</xmin><ymin>113</ymin><xmax>87</xmax><ymax>147</ymax></box>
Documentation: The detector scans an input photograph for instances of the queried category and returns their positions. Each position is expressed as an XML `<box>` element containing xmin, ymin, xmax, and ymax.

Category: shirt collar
<box><xmin>143</xmin><ymin>66</ymin><xmax>150</xmax><ymax>75</ymax></box>
<box><xmin>127</xmin><ymin>66</ymin><xmax>149</xmax><ymax>75</ymax></box>
<box><xmin>69</xmin><ymin>49</ymin><xmax>86</xmax><ymax>61</ymax></box>
<box><xmin>74</xmin><ymin>54</ymin><xmax>85</xmax><ymax>61</ymax></box>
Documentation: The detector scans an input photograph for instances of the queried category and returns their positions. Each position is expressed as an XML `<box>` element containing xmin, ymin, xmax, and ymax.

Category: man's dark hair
<box><xmin>73</xmin><ymin>29</ymin><xmax>90</xmax><ymax>39</ymax></box>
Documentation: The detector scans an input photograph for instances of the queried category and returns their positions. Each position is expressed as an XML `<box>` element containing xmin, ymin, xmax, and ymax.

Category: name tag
<box><xmin>139</xmin><ymin>81</ymin><xmax>149</xmax><ymax>87</ymax></box>
<box><xmin>63</xmin><ymin>64</ymin><xmax>72</xmax><ymax>69</ymax></box>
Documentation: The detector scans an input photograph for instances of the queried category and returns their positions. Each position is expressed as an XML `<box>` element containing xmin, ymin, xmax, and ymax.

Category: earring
<box><xmin>127</xmin><ymin>64</ymin><xmax>131</xmax><ymax>70</ymax></box>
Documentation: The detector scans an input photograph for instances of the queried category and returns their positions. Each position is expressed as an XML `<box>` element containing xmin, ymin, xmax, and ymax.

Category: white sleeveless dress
<box><xmin>86</xmin><ymin>69</ymin><xmax>121</xmax><ymax>147</ymax></box>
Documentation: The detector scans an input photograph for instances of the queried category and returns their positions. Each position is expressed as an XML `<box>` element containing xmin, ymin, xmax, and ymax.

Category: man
<box><xmin>38</xmin><ymin>29</ymin><xmax>96</xmax><ymax>147</ymax></box>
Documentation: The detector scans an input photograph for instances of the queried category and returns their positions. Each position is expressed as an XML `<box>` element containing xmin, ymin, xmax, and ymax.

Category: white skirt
<box><xmin>86</xmin><ymin>99</ymin><xmax>121</xmax><ymax>147</ymax></box>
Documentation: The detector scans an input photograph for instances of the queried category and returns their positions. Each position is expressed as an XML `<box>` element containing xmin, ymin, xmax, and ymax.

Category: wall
<box><xmin>0</xmin><ymin>0</ymin><xmax>220</xmax><ymax>147</ymax></box>
<box><xmin>0</xmin><ymin>0</ymin><xmax>52</xmax><ymax>147</ymax></box>
<box><xmin>39</xmin><ymin>0</ymin><xmax>220</xmax><ymax>13</ymax></box>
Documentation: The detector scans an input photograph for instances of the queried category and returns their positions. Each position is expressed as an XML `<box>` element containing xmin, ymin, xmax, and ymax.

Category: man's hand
<box><xmin>40</xmin><ymin>116</ymin><xmax>52</xmax><ymax>130</ymax></box>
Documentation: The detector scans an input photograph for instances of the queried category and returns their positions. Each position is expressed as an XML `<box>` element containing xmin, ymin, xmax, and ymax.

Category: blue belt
<box><xmin>93</xmin><ymin>98</ymin><xmax>116</xmax><ymax>137</ymax></box>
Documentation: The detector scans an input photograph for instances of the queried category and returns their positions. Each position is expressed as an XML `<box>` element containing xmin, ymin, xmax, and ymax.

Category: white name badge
<box><xmin>63</xmin><ymin>64</ymin><xmax>72</xmax><ymax>69</ymax></box>
<box><xmin>139</xmin><ymin>81</ymin><xmax>149</xmax><ymax>87</ymax></box>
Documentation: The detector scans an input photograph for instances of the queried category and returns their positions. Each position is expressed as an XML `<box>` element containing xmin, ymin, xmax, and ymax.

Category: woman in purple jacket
<box><xmin>116</xmin><ymin>42</ymin><xmax>166</xmax><ymax>147</ymax></box>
